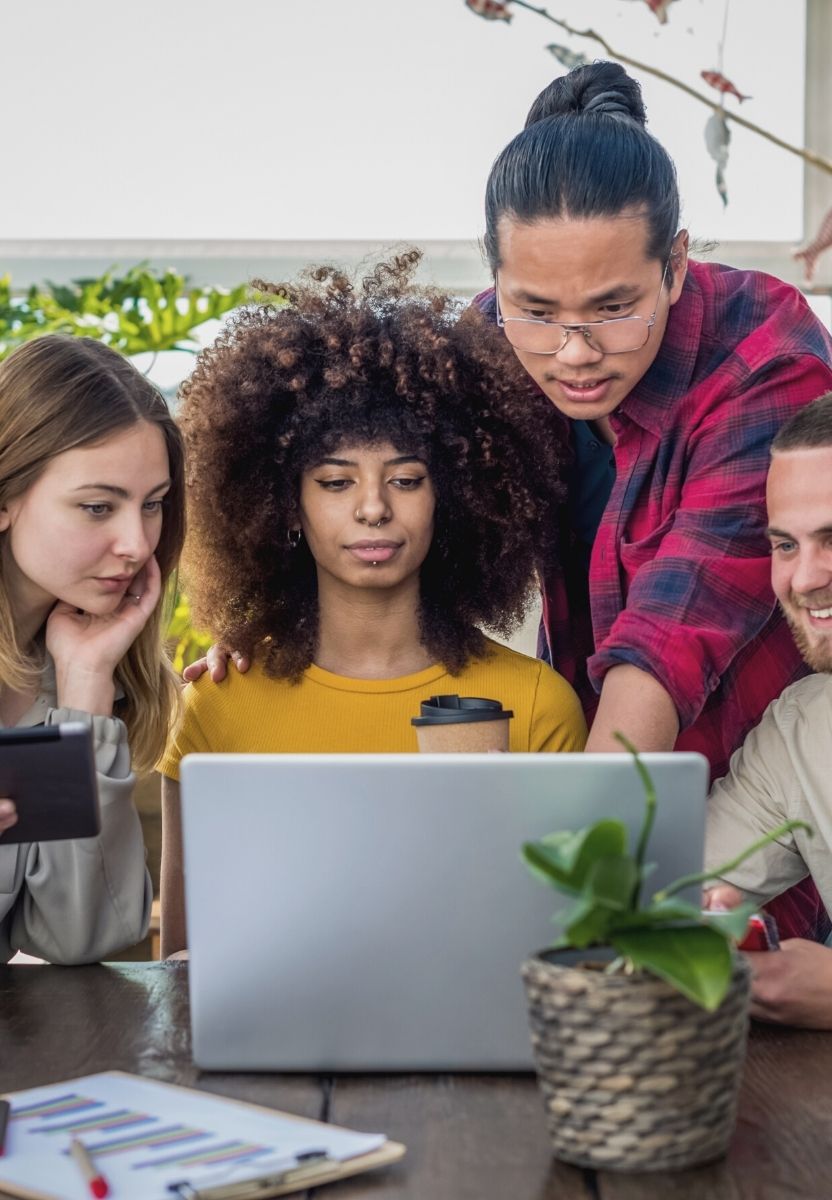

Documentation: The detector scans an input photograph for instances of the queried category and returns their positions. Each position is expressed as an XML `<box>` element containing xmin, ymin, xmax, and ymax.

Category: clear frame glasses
<box><xmin>495</xmin><ymin>263</ymin><xmax>670</xmax><ymax>356</ymax></box>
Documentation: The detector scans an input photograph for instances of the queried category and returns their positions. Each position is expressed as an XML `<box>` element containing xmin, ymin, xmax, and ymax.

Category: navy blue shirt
<box><xmin>568</xmin><ymin>420</ymin><xmax>616</xmax><ymax>569</ymax></box>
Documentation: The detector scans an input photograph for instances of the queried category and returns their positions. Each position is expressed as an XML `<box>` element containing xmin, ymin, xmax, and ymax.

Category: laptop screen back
<box><xmin>182</xmin><ymin>752</ymin><xmax>708</xmax><ymax>1071</ymax></box>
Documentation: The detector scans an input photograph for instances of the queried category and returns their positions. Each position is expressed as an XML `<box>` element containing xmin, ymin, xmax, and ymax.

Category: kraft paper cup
<box><xmin>411</xmin><ymin>695</ymin><xmax>513</xmax><ymax>753</ymax></box>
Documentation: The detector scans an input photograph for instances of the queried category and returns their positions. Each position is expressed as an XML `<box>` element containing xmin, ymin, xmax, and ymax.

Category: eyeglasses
<box><xmin>494</xmin><ymin>263</ymin><xmax>670</xmax><ymax>356</ymax></box>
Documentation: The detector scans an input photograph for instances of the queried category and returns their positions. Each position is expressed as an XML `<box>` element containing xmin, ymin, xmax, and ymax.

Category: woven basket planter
<box><xmin>522</xmin><ymin>947</ymin><xmax>751</xmax><ymax>1172</ymax></box>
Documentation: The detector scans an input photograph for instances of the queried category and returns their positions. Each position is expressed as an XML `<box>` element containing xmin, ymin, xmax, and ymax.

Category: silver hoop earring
<box><xmin>287</xmin><ymin>528</ymin><xmax>302</xmax><ymax>548</ymax></box>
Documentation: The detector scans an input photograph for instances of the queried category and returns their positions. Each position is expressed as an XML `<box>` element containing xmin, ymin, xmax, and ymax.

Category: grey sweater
<box><xmin>706</xmin><ymin>673</ymin><xmax>832</xmax><ymax>914</ymax></box>
<box><xmin>0</xmin><ymin>669</ymin><xmax>152</xmax><ymax>964</ymax></box>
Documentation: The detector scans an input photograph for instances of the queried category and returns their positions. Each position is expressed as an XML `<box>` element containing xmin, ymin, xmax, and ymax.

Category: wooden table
<box><xmin>0</xmin><ymin>962</ymin><xmax>830</xmax><ymax>1198</ymax></box>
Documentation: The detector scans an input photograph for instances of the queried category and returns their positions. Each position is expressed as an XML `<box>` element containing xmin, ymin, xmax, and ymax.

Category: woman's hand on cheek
<box><xmin>47</xmin><ymin>555</ymin><xmax>162</xmax><ymax>716</ymax></box>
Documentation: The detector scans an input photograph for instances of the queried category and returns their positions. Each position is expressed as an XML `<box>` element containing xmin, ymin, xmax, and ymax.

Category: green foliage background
<box><xmin>0</xmin><ymin>266</ymin><xmax>248</xmax><ymax>360</ymax></box>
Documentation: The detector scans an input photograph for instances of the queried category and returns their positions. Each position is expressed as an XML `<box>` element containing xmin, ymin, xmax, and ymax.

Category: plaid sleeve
<box><xmin>588</xmin><ymin>355</ymin><xmax>832</xmax><ymax>730</ymax></box>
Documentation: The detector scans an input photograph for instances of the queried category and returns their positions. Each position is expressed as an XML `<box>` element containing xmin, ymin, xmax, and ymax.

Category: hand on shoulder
<box><xmin>182</xmin><ymin>644</ymin><xmax>250</xmax><ymax>684</ymax></box>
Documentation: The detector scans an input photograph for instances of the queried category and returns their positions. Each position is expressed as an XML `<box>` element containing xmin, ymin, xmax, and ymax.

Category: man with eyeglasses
<box><xmin>482</xmin><ymin>219</ymin><xmax>832</xmax><ymax>777</ymax></box>
<box><xmin>476</xmin><ymin>62</ymin><xmax>832</xmax><ymax>942</ymax></box>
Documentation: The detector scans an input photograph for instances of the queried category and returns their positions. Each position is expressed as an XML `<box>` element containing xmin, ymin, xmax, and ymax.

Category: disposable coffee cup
<box><xmin>411</xmin><ymin>694</ymin><xmax>513</xmax><ymax>753</ymax></box>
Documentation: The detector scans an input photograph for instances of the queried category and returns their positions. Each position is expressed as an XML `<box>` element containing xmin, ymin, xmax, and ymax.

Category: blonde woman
<box><xmin>0</xmin><ymin>335</ymin><xmax>185</xmax><ymax>963</ymax></box>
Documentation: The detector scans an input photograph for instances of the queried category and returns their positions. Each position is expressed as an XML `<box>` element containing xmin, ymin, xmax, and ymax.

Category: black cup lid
<box><xmin>411</xmin><ymin>694</ymin><xmax>514</xmax><ymax>726</ymax></box>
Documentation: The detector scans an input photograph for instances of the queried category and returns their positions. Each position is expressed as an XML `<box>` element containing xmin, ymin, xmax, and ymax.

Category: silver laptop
<box><xmin>181</xmin><ymin>752</ymin><xmax>708</xmax><ymax>1072</ymax></box>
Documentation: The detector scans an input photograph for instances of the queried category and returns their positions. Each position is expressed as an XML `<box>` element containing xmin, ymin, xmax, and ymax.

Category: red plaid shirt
<box><xmin>477</xmin><ymin>261</ymin><xmax>832</xmax><ymax>939</ymax></box>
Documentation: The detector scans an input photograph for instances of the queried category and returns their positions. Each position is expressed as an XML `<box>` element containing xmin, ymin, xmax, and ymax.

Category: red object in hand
<box><xmin>737</xmin><ymin>912</ymin><xmax>780</xmax><ymax>952</ymax></box>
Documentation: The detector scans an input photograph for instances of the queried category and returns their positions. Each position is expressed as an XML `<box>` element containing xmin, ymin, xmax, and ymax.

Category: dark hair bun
<box><xmin>525</xmin><ymin>60</ymin><xmax>647</xmax><ymax>129</ymax></box>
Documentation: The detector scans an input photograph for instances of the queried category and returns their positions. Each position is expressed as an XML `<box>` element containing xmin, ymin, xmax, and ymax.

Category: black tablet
<box><xmin>0</xmin><ymin>723</ymin><xmax>100</xmax><ymax>844</ymax></box>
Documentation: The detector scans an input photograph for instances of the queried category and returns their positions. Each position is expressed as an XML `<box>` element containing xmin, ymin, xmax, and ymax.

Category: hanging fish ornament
<box><xmin>704</xmin><ymin>110</ymin><xmax>731</xmax><ymax>208</ymax></box>
<box><xmin>643</xmin><ymin>0</ymin><xmax>677</xmax><ymax>22</ymax></box>
<box><xmin>621</xmin><ymin>0</ymin><xmax>678</xmax><ymax>22</ymax></box>
<box><xmin>546</xmin><ymin>43</ymin><xmax>588</xmax><ymax>71</ymax></box>
<box><xmin>794</xmin><ymin>206</ymin><xmax>832</xmax><ymax>282</ymax></box>
<box><xmin>465</xmin><ymin>0</ymin><xmax>513</xmax><ymax>21</ymax></box>
<box><xmin>701</xmin><ymin>71</ymin><xmax>751</xmax><ymax>103</ymax></box>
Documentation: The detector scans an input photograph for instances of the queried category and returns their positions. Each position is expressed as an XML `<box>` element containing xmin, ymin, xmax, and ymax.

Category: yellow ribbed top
<box><xmin>159</xmin><ymin>637</ymin><xmax>587</xmax><ymax>779</ymax></box>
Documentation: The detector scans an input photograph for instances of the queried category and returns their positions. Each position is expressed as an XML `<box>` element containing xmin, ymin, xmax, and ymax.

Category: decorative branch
<box><xmin>509</xmin><ymin>0</ymin><xmax>832</xmax><ymax>176</ymax></box>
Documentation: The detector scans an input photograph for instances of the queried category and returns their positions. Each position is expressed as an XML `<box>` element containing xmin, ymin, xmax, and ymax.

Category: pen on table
<box><xmin>0</xmin><ymin>1099</ymin><xmax>9</xmax><ymax>1156</ymax></box>
<box><xmin>69</xmin><ymin>1137</ymin><xmax>110</xmax><ymax>1199</ymax></box>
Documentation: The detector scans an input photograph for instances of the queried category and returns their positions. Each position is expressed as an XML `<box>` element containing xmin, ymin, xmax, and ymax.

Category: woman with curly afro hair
<box><xmin>158</xmin><ymin>250</ymin><xmax>586</xmax><ymax>957</ymax></box>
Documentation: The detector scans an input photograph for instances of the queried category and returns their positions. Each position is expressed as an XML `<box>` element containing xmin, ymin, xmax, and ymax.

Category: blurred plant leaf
<box><xmin>167</xmin><ymin>593</ymin><xmax>212</xmax><ymax>675</ymax></box>
<box><xmin>522</xmin><ymin>737</ymin><xmax>802</xmax><ymax>1010</ymax></box>
<box><xmin>611</xmin><ymin>925</ymin><xmax>733</xmax><ymax>1011</ymax></box>
<box><xmin>523</xmin><ymin>820</ymin><xmax>629</xmax><ymax>896</ymax></box>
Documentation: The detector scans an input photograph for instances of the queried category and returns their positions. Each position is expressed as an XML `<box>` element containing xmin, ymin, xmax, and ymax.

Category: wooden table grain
<box><xmin>0</xmin><ymin>963</ymin><xmax>830</xmax><ymax>1199</ymax></box>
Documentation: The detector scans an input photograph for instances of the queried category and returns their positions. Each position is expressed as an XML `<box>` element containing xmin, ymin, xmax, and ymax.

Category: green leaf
<box><xmin>700</xmin><ymin>903</ymin><xmax>758</xmax><ymax>941</ymax></box>
<box><xmin>584</xmin><ymin>855</ymin><xmax>638</xmax><ymax>911</ymax></box>
<box><xmin>563</xmin><ymin>896</ymin><xmax>615</xmax><ymax>949</ymax></box>
<box><xmin>607</xmin><ymin>897</ymin><xmax>703</xmax><ymax>931</ymax></box>
<box><xmin>523</xmin><ymin>820</ymin><xmax>629</xmax><ymax>896</ymax></box>
<box><xmin>164</xmin><ymin>590</ymin><xmax>212</xmax><ymax>674</ymax></box>
<box><xmin>611</xmin><ymin>925</ymin><xmax>733</xmax><ymax>1010</ymax></box>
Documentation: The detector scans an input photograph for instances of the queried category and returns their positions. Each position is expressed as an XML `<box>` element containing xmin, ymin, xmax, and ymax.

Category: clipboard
<box><xmin>0</xmin><ymin>1071</ymin><xmax>406</xmax><ymax>1200</ymax></box>
<box><xmin>166</xmin><ymin>1142</ymin><xmax>405</xmax><ymax>1200</ymax></box>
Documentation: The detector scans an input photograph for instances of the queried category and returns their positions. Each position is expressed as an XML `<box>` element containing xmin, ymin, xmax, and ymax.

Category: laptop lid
<box><xmin>181</xmin><ymin>752</ymin><xmax>708</xmax><ymax>1072</ymax></box>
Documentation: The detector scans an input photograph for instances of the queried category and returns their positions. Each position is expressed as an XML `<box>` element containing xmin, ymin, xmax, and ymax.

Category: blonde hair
<box><xmin>0</xmin><ymin>335</ymin><xmax>185</xmax><ymax>774</ymax></box>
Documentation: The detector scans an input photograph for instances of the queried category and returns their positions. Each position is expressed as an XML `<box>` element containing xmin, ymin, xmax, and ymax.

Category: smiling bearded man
<box><xmin>706</xmin><ymin>393</ymin><xmax>832</xmax><ymax>1028</ymax></box>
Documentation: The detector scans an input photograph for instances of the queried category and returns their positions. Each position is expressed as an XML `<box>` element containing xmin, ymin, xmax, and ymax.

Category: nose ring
<box><xmin>355</xmin><ymin>508</ymin><xmax>387</xmax><ymax>528</ymax></box>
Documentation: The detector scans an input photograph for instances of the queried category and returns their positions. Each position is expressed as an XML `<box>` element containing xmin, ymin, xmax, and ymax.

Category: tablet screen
<box><xmin>0</xmin><ymin>723</ymin><xmax>100</xmax><ymax>844</ymax></box>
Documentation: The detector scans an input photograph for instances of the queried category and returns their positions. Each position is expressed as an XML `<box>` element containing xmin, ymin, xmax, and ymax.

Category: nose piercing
<box><xmin>354</xmin><ymin>508</ymin><xmax>387</xmax><ymax>528</ymax></box>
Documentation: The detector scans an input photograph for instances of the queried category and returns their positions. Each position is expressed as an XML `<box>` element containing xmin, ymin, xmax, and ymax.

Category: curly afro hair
<box><xmin>178</xmin><ymin>249</ymin><xmax>569</xmax><ymax>678</ymax></box>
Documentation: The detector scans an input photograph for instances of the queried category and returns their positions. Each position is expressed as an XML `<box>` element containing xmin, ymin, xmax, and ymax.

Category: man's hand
<box><xmin>704</xmin><ymin>886</ymin><xmax>832</xmax><ymax>1028</ymax></box>
<box><xmin>746</xmin><ymin>940</ymin><xmax>832</xmax><ymax>1029</ymax></box>
<box><xmin>704</xmin><ymin>884</ymin><xmax>745</xmax><ymax>911</ymax></box>
<box><xmin>182</xmin><ymin>644</ymin><xmax>250</xmax><ymax>684</ymax></box>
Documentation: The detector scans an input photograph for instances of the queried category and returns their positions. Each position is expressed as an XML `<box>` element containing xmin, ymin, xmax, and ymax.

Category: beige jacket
<box><xmin>706</xmin><ymin>673</ymin><xmax>832</xmax><ymax>914</ymax></box>
<box><xmin>0</xmin><ymin>661</ymin><xmax>152</xmax><ymax>964</ymax></box>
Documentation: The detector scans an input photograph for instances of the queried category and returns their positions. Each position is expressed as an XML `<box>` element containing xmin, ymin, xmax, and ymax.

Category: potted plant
<box><xmin>521</xmin><ymin>735</ymin><xmax>809</xmax><ymax>1173</ymax></box>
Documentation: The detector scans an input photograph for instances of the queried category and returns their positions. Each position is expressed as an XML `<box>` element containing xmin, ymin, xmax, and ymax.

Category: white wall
<box><xmin>0</xmin><ymin>0</ymin><xmax>805</xmax><ymax>244</ymax></box>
